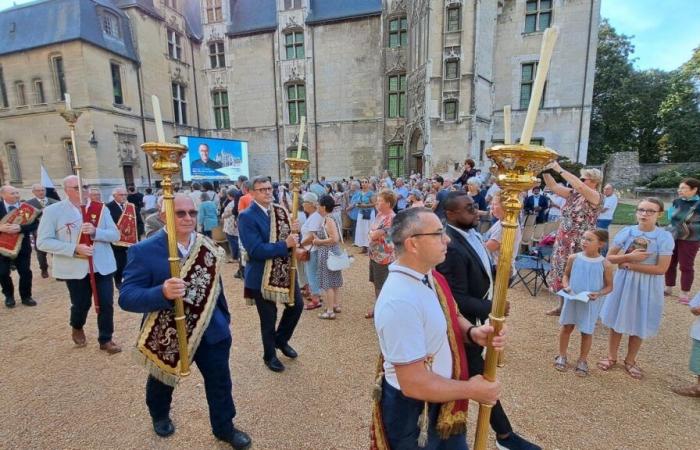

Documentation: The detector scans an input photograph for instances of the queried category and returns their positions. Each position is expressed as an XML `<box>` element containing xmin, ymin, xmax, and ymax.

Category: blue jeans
<box><xmin>146</xmin><ymin>336</ymin><xmax>236</xmax><ymax>439</ymax></box>
<box><xmin>226</xmin><ymin>234</ymin><xmax>240</xmax><ymax>260</ymax></box>
<box><xmin>306</xmin><ymin>251</ymin><xmax>321</xmax><ymax>296</ymax></box>
<box><xmin>596</xmin><ymin>219</ymin><xmax>612</xmax><ymax>230</ymax></box>
<box><xmin>380</xmin><ymin>379</ymin><xmax>469</xmax><ymax>450</ymax></box>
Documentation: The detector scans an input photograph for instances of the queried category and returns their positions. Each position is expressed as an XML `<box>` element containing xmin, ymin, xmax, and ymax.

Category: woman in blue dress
<box><xmin>598</xmin><ymin>198</ymin><xmax>675</xmax><ymax>379</ymax></box>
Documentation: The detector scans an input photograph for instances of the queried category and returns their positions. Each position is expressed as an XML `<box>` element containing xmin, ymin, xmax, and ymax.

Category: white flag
<box><xmin>40</xmin><ymin>164</ymin><xmax>55</xmax><ymax>188</ymax></box>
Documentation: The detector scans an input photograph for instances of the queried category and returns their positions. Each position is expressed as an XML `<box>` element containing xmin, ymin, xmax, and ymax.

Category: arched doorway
<box><xmin>409</xmin><ymin>127</ymin><xmax>424</xmax><ymax>176</ymax></box>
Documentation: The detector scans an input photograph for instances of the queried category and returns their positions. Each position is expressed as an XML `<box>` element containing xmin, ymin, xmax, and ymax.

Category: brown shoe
<box><xmin>672</xmin><ymin>385</ymin><xmax>700</xmax><ymax>397</ymax></box>
<box><xmin>72</xmin><ymin>328</ymin><xmax>87</xmax><ymax>347</ymax></box>
<box><xmin>41</xmin><ymin>269</ymin><xmax>49</xmax><ymax>279</ymax></box>
<box><xmin>99</xmin><ymin>341</ymin><xmax>122</xmax><ymax>354</ymax></box>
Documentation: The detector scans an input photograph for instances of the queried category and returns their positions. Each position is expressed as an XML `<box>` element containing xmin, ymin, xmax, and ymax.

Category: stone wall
<box><xmin>601</xmin><ymin>152</ymin><xmax>700</xmax><ymax>188</ymax></box>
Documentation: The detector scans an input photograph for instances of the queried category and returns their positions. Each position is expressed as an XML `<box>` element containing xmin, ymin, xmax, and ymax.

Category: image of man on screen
<box><xmin>192</xmin><ymin>144</ymin><xmax>223</xmax><ymax>170</ymax></box>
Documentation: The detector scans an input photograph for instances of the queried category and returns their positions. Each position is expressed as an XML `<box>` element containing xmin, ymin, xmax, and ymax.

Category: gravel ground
<box><xmin>1</xmin><ymin>228</ymin><xmax>699</xmax><ymax>449</ymax></box>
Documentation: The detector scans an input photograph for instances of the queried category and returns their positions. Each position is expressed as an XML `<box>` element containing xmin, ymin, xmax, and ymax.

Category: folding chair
<box><xmin>519</xmin><ymin>214</ymin><xmax>537</xmax><ymax>253</ymax></box>
<box><xmin>510</xmin><ymin>246</ymin><xmax>552</xmax><ymax>296</ymax></box>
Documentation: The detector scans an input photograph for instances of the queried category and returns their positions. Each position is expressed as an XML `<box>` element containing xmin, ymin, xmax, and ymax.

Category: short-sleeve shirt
<box><xmin>301</xmin><ymin>211</ymin><xmax>324</xmax><ymax>252</ymax></box>
<box><xmin>369</xmin><ymin>212</ymin><xmax>395</xmax><ymax>265</ymax></box>
<box><xmin>613</xmin><ymin>225</ymin><xmax>675</xmax><ymax>265</ymax></box>
<box><xmin>598</xmin><ymin>194</ymin><xmax>619</xmax><ymax>221</ymax></box>
<box><xmin>374</xmin><ymin>264</ymin><xmax>453</xmax><ymax>390</ymax></box>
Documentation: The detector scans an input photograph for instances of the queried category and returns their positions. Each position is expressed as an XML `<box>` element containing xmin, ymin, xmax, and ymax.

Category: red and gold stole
<box><xmin>114</xmin><ymin>202</ymin><xmax>138</xmax><ymax>247</ymax></box>
<box><xmin>370</xmin><ymin>269</ymin><xmax>469</xmax><ymax>450</ymax></box>
<box><xmin>0</xmin><ymin>203</ymin><xmax>40</xmax><ymax>258</ymax></box>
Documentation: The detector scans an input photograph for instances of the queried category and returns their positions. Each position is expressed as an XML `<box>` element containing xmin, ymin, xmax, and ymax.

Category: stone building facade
<box><xmin>0</xmin><ymin>0</ymin><xmax>599</xmax><ymax>189</ymax></box>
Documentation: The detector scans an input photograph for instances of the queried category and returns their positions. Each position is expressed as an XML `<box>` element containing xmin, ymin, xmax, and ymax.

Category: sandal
<box><xmin>574</xmin><ymin>360</ymin><xmax>589</xmax><ymax>377</ymax></box>
<box><xmin>623</xmin><ymin>360</ymin><xmax>643</xmax><ymax>380</ymax></box>
<box><xmin>554</xmin><ymin>355</ymin><xmax>567</xmax><ymax>372</ymax></box>
<box><xmin>596</xmin><ymin>357</ymin><xmax>617</xmax><ymax>371</ymax></box>
<box><xmin>333</xmin><ymin>306</ymin><xmax>342</xmax><ymax>314</ymax></box>
<box><xmin>304</xmin><ymin>300</ymin><xmax>321</xmax><ymax>310</ymax></box>
<box><xmin>365</xmin><ymin>310</ymin><xmax>374</xmax><ymax>319</ymax></box>
<box><xmin>319</xmin><ymin>311</ymin><xmax>336</xmax><ymax>320</ymax></box>
<box><xmin>545</xmin><ymin>307</ymin><xmax>561</xmax><ymax>316</ymax></box>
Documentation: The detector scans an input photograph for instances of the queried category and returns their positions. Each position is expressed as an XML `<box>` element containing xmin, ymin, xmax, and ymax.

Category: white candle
<box><xmin>296</xmin><ymin>116</ymin><xmax>306</xmax><ymax>159</ymax></box>
<box><xmin>64</xmin><ymin>93</ymin><xmax>71</xmax><ymax>111</ymax></box>
<box><xmin>520</xmin><ymin>26</ymin><xmax>559</xmax><ymax>145</ymax></box>
<box><xmin>503</xmin><ymin>105</ymin><xmax>512</xmax><ymax>145</ymax></box>
<box><xmin>151</xmin><ymin>95</ymin><xmax>166</xmax><ymax>143</ymax></box>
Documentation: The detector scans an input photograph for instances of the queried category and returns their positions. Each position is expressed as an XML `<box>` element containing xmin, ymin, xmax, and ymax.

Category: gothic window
<box><xmin>32</xmin><ymin>78</ymin><xmax>45</xmax><ymax>104</ymax></box>
<box><xmin>387</xmin><ymin>143</ymin><xmax>405</xmax><ymax>178</ymax></box>
<box><xmin>446</xmin><ymin>7</ymin><xmax>460</xmax><ymax>32</ymax></box>
<box><xmin>445</xmin><ymin>60</ymin><xmax>459</xmax><ymax>79</ymax></box>
<box><xmin>520</xmin><ymin>62</ymin><xmax>545</xmax><ymax>109</ymax></box>
<box><xmin>388</xmin><ymin>17</ymin><xmax>408</xmax><ymax>48</ymax></box>
<box><xmin>63</xmin><ymin>139</ymin><xmax>76</xmax><ymax>175</ymax></box>
<box><xmin>4</xmin><ymin>142</ymin><xmax>22</xmax><ymax>183</ymax></box>
<box><xmin>15</xmin><ymin>81</ymin><xmax>26</xmax><ymax>106</ymax></box>
<box><xmin>0</xmin><ymin>66</ymin><xmax>8</xmax><ymax>107</ymax></box>
<box><xmin>50</xmin><ymin>55</ymin><xmax>67</xmax><ymax>101</ymax></box>
<box><xmin>209</xmin><ymin>41</ymin><xmax>225</xmax><ymax>68</ymax></box>
<box><xmin>284</xmin><ymin>31</ymin><xmax>304</xmax><ymax>60</ymax></box>
<box><xmin>212</xmin><ymin>90</ymin><xmax>230</xmax><ymax>129</ymax></box>
<box><xmin>444</xmin><ymin>100</ymin><xmax>458</xmax><ymax>121</ymax></box>
<box><xmin>387</xmin><ymin>74</ymin><xmax>406</xmax><ymax>118</ymax></box>
<box><xmin>284</xmin><ymin>0</ymin><xmax>302</xmax><ymax>9</ymax></box>
<box><xmin>167</xmin><ymin>29</ymin><xmax>182</xmax><ymax>60</ymax></box>
<box><xmin>524</xmin><ymin>0</ymin><xmax>552</xmax><ymax>33</ymax></box>
<box><xmin>110</xmin><ymin>63</ymin><xmax>124</xmax><ymax>105</ymax></box>
<box><xmin>101</xmin><ymin>11</ymin><xmax>121</xmax><ymax>40</ymax></box>
<box><xmin>205</xmin><ymin>0</ymin><xmax>223</xmax><ymax>23</ymax></box>
<box><xmin>287</xmin><ymin>84</ymin><xmax>305</xmax><ymax>125</ymax></box>
<box><xmin>172</xmin><ymin>82</ymin><xmax>187</xmax><ymax>125</ymax></box>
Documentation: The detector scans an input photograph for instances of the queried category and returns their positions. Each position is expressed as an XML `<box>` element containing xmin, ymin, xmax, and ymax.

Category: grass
<box><xmin>612</xmin><ymin>203</ymin><xmax>670</xmax><ymax>225</ymax></box>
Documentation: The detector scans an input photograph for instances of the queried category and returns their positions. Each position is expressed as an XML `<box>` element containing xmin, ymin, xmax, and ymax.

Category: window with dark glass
<box><xmin>172</xmin><ymin>83</ymin><xmax>187</xmax><ymax>125</ymax></box>
<box><xmin>285</xmin><ymin>32</ymin><xmax>304</xmax><ymax>60</ymax></box>
<box><xmin>287</xmin><ymin>84</ymin><xmax>305</xmax><ymax>125</ymax></box>
<box><xmin>446</xmin><ymin>7</ymin><xmax>460</xmax><ymax>32</ymax></box>
<box><xmin>205</xmin><ymin>0</ymin><xmax>223</xmax><ymax>23</ymax></box>
<box><xmin>110</xmin><ymin>63</ymin><xmax>123</xmax><ymax>105</ymax></box>
<box><xmin>387</xmin><ymin>144</ymin><xmax>405</xmax><ymax>178</ymax></box>
<box><xmin>444</xmin><ymin>100</ymin><xmax>457</xmax><ymax>120</ymax></box>
<box><xmin>0</xmin><ymin>66</ymin><xmax>8</xmax><ymax>107</ymax></box>
<box><xmin>33</xmin><ymin>79</ymin><xmax>45</xmax><ymax>104</ymax></box>
<box><xmin>102</xmin><ymin>11</ymin><xmax>121</xmax><ymax>39</ymax></box>
<box><xmin>52</xmin><ymin>56</ymin><xmax>67</xmax><ymax>101</ymax></box>
<box><xmin>212</xmin><ymin>90</ymin><xmax>230</xmax><ymax>129</ymax></box>
<box><xmin>64</xmin><ymin>139</ymin><xmax>76</xmax><ymax>175</ymax></box>
<box><xmin>520</xmin><ymin>62</ymin><xmax>545</xmax><ymax>109</ymax></box>
<box><xmin>524</xmin><ymin>0</ymin><xmax>552</xmax><ymax>33</ymax></box>
<box><xmin>445</xmin><ymin>60</ymin><xmax>459</xmax><ymax>79</ymax></box>
<box><xmin>209</xmin><ymin>42</ymin><xmax>225</xmax><ymax>68</ymax></box>
<box><xmin>15</xmin><ymin>81</ymin><xmax>26</xmax><ymax>106</ymax></box>
<box><xmin>387</xmin><ymin>74</ymin><xmax>406</xmax><ymax>118</ymax></box>
<box><xmin>388</xmin><ymin>17</ymin><xmax>408</xmax><ymax>48</ymax></box>
<box><xmin>5</xmin><ymin>142</ymin><xmax>22</xmax><ymax>183</ymax></box>
<box><xmin>167</xmin><ymin>29</ymin><xmax>182</xmax><ymax>60</ymax></box>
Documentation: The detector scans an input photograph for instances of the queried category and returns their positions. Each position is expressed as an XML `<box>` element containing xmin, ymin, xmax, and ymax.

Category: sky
<box><xmin>0</xmin><ymin>0</ymin><xmax>698</xmax><ymax>71</ymax></box>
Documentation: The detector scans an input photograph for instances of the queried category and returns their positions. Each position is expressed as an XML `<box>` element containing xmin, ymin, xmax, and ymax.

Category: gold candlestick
<box><xmin>141</xmin><ymin>141</ymin><xmax>191</xmax><ymax>377</ymax></box>
<box><xmin>284</xmin><ymin>156</ymin><xmax>310</xmax><ymax>305</ymax></box>
<box><xmin>473</xmin><ymin>143</ymin><xmax>557</xmax><ymax>450</ymax></box>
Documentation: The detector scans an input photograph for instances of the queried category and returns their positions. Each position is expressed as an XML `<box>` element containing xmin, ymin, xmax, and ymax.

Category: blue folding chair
<box><xmin>510</xmin><ymin>246</ymin><xmax>552</xmax><ymax>296</ymax></box>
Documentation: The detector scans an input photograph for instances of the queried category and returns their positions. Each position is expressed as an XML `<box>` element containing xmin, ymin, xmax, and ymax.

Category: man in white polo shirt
<box><xmin>371</xmin><ymin>207</ymin><xmax>505</xmax><ymax>450</ymax></box>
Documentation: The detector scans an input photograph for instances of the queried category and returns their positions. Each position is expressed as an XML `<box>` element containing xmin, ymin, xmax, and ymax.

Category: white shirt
<box><xmin>374</xmin><ymin>263</ymin><xmax>453</xmax><ymax>390</ymax></box>
<box><xmin>484</xmin><ymin>220</ymin><xmax>522</xmax><ymax>276</ymax></box>
<box><xmin>547</xmin><ymin>194</ymin><xmax>566</xmax><ymax>219</ymax></box>
<box><xmin>143</xmin><ymin>194</ymin><xmax>157</xmax><ymax>210</ymax></box>
<box><xmin>4</xmin><ymin>201</ymin><xmax>19</xmax><ymax>211</ymax></box>
<box><xmin>301</xmin><ymin>211</ymin><xmax>323</xmax><ymax>252</ymax></box>
<box><xmin>176</xmin><ymin>231</ymin><xmax>197</xmax><ymax>258</ymax></box>
<box><xmin>598</xmin><ymin>194</ymin><xmax>619</xmax><ymax>221</ymax></box>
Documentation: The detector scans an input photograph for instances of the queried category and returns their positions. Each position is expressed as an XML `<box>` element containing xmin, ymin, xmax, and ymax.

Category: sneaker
<box><xmin>678</xmin><ymin>292</ymin><xmax>690</xmax><ymax>305</ymax></box>
<box><xmin>496</xmin><ymin>432</ymin><xmax>542</xmax><ymax>450</ymax></box>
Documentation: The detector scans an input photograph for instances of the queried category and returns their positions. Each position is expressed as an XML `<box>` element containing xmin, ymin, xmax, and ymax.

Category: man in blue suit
<box><xmin>524</xmin><ymin>186</ymin><xmax>550</xmax><ymax>224</ymax></box>
<box><xmin>118</xmin><ymin>194</ymin><xmax>251</xmax><ymax>450</ymax></box>
<box><xmin>238</xmin><ymin>176</ymin><xmax>303</xmax><ymax>373</ymax></box>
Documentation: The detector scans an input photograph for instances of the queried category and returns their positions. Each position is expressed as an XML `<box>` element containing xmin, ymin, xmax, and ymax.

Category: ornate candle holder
<box><xmin>284</xmin><ymin>156</ymin><xmax>311</xmax><ymax>304</ymax></box>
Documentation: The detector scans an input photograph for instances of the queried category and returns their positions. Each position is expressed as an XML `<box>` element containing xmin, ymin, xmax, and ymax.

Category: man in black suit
<box><xmin>523</xmin><ymin>186</ymin><xmax>549</xmax><ymax>224</ymax></box>
<box><xmin>436</xmin><ymin>191</ymin><xmax>540</xmax><ymax>450</ymax></box>
<box><xmin>107</xmin><ymin>187</ymin><xmax>129</xmax><ymax>288</ymax></box>
<box><xmin>25</xmin><ymin>184</ymin><xmax>59</xmax><ymax>278</ymax></box>
<box><xmin>0</xmin><ymin>185</ymin><xmax>38</xmax><ymax>307</ymax></box>
<box><xmin>126</xmin><ymin>185</ymin><xmax>145</xmax><ymax>237</ymax></box>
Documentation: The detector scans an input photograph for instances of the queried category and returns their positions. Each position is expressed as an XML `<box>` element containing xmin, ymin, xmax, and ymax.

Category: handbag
<box><xmin>327</xmin><ymin>249</ymin><xmax>353</xmax><ymax>271</ymax></box>
<box><xmin>669</xmin><ymin>200</ymin><xmax>700</xmax><ymax>240</ymax></box>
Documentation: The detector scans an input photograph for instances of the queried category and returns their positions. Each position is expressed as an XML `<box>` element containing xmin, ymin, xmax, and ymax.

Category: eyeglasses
<box><xmin>175</xmin><ymin>210</ymin><xmax>198</xmax><ymax>218</ymax></box>
<box><xmin>254</xmin><ymin>187</ymin><xmax>273</xmax><ymax>192</ymax></box>
<box><xmin>411</xmin><ymin>229</ymin><xmax>447</xmax><ymax>238</ymax></box>
<box><xmin>636</xmin><ymin>208</ymin><xmax>659</xmax><ymax>215</ymax></box>
<box><xmin>580</xmin><ymin>178</ymin><xmax>589</xmax><ymax>182</ymax></box>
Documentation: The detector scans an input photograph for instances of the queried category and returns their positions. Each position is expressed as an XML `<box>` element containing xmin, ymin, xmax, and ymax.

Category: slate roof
<box><xmin>0</xmin><ymin>0</ymin><xmax>139</xmax><ymax>61</ymax></box>
<box><xmin>306</xmin><ymin>0</ymin><xmax>382</xmax><ymax>25</ymax></box>
<box><xmin>227</xmin><ymin>0</ymin><xmax>277</xmax><ymax>37</ymax></box>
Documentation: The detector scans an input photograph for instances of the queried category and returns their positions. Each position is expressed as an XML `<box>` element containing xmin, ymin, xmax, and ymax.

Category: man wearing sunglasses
<box><xmin>118</xmin><ymin>194</ymin><xmax>251</xmax><ymax>449</ymax></box>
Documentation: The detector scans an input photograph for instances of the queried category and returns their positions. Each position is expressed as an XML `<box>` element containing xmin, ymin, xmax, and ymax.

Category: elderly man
<box><xmin>37</xmin><ymin>176</ymin><xmax>122</xmax><ymax>353</ymax></box>
<box><xmin>238</xmin><ymin>176</ymin><xmax>303</xmax><ymax>373</ymax></box>
<box><xmin>394</xmin><ymin>177</ymin><xmax>409</xmax><ymax>211</ymax></box>
<box><xmin>26</xmin><ymin>184</ymin><xmax>59</xmax><ymax>278</ymax></box>
<box><xmin>88</xmin><ymin>187</ymin><xmax>102</xmax><ymax>204</ymax></box>
<box><xmin>119</xmin><ymin>195</ymin><xmax>251</xmax><ymax>449</ymax></box>
<box><xmin>596</xmin><ymin>184</ymin><xmax>618</xmax><ymax>230</ymax></box>
<box><xmin>0</xmin><ymin>185</ymin><xmax>39</xmax><ymax>307</ymax></box>
<box><xmin>371</xmin><ymin>207</ymin><xmax>505</xmax><ymax>449</ymax></box>
<box><xmin>106</xmin><ymin>186</ymin><xmax>137</xmax><ymax>288</ymax></box>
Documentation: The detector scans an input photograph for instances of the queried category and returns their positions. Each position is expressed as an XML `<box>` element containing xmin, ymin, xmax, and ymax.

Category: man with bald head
<box><xmin>0</xmin><ymin>185</ymin><xmax>39</xmax><ymax>307</ymax></box>
<box><xmin>37</xmin><ymin>175</ymin><xmax>122</xmax><ymax>353</ymax></box>
<box><xmin>26</xmin><ymin>183</ymin><xmax>58</xmax><ymax>278</ymax></box>
<box><xmin>119</xmin><ymin>194</ymin><xmax>251</xmax><ymax>449</ymax></box>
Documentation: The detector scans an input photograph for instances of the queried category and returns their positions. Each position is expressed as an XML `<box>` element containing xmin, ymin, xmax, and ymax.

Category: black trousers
<box><xmin>146</xmin><ymin>336</ymin><xmax>236</xmax><ymax>439</ymax></box>
<box><xmin>65</xmin><ymin>273</ymin><xmax>114</xmax><ymax>344</ymax></box>
<box><xmin>111</xmin><ymin>245</ymin><xmax>127</xmax><ymax>288</ymax></box>
<box><xmin>467</xmin><ymin>345</ymin><xmax>513</xmax><ymax>435</ymax></box>
<box><xmin>251</xmin><ymin>287</ymin><xmax>303</xmax><ymax>361</ymax></box>
<box><xmin>0</xmin><ymin>248</ymin><xmax>32</xmax><ymax>300</ymax></box>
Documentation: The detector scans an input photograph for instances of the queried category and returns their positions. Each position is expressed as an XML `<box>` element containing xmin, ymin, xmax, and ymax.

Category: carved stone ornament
<box><xmin>115</xmin><ymin>131</ymin><xmax>139</xmax><ymax>166</ymax></box>
<box><xmin>443</xmin><ymin>90</ymin><xmax>459</xmax><ymax>100</ymax></box>
<box><xmin>171</xmin><ymin>67</ymin><xmax>185</xmax><ymax>84</ymax></box>
<box><xmin>411</xmin><ymin>0</ymin><xmax>429</xmax><ymax>20</ymax></box>
<box><xmin>391</xmin><ymin>0</ymin><xmax>407</xmax><ymax>13</ymax></box>
<box><xmin>206</xmin><ymin>31</ymin><xmax>224</xmax><ymax>43</ymax></box>
<box><xmin>212</xmin><ymin>75</ymin><xmax>225</xmax><ymax>90</ymax></box>
<box><xmin>444</xmin><ymin>46</ymin><xmax>461</xmax><ymax>60</ymax></box>
<box><xmin>445</xmin><ymin>0</ymin><xmax>463</xmax><ymax>8</ymax></box>
<box><xmin>287</xmin><ymin>64</ymin><xmax>305</xmax><ymax>83</ymax></box>
<box><xmin>385</xmin><ymin>49</ymin><xmax>406</xmax><ymax>74</ymax></box>
<box><xmin>386</xmin><ymin>126</ymin><xmax>405</xmax><ymax>144</ymax></box>
<box><xmin>283</xmin><ymin>15</ymin><xmax>301</xmax><ymax>31</ymax></box>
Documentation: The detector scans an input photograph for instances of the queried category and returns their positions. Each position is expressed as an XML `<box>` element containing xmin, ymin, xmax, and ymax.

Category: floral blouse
<box><xmin>368</xmin><ymin>211</ymin><xmax>395</xmax><ymax>265</ymax></box>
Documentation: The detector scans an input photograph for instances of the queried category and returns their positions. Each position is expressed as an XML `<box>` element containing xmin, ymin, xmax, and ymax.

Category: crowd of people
<box><xmin>2</xmin><ymin>158</ymin><xmax>699</xmax><ymax>449</ymax></box>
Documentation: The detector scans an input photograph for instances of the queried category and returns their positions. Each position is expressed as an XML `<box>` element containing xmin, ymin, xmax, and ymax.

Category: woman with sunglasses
<box><xmin>598</xmin><ymin>198</ymin><xmax>674</xmax><ymax>379</ymax></box>
<box><xmin>542</xmin><ymin>162</ymin><xmax>603</xmax><ymax>316</ymax></box>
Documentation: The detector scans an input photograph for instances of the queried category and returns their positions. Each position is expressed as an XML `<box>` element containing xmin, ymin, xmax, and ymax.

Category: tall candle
<box><xmin>520</xmin><ymin>26</ymin><xmax>559</xmax><ymax>145</ymax></box>
<box><xmin>296</xmin><ymin>116</ymin><xmax>306</xmax><ymax>159</ymax></box>
<box><xmin>64</xmin><ymin>93</ymin><xmax>71</xmax><ymax>111</ymax></box>
<box><xmin>151</xmin><ymin>95</ymin><xmax>166</xmax><ymax>143</ymax></box>
<box><xmin>503</xmin><ymin>105</ymin><xmax>512</xmax><ymax>145</ymax></box>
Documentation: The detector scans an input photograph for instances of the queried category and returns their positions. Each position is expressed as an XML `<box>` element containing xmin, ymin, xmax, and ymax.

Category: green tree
<box><xmin>628</xmin><ymin>69</ymin><xmax>672</xmax><ymax>162</ymax></box>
